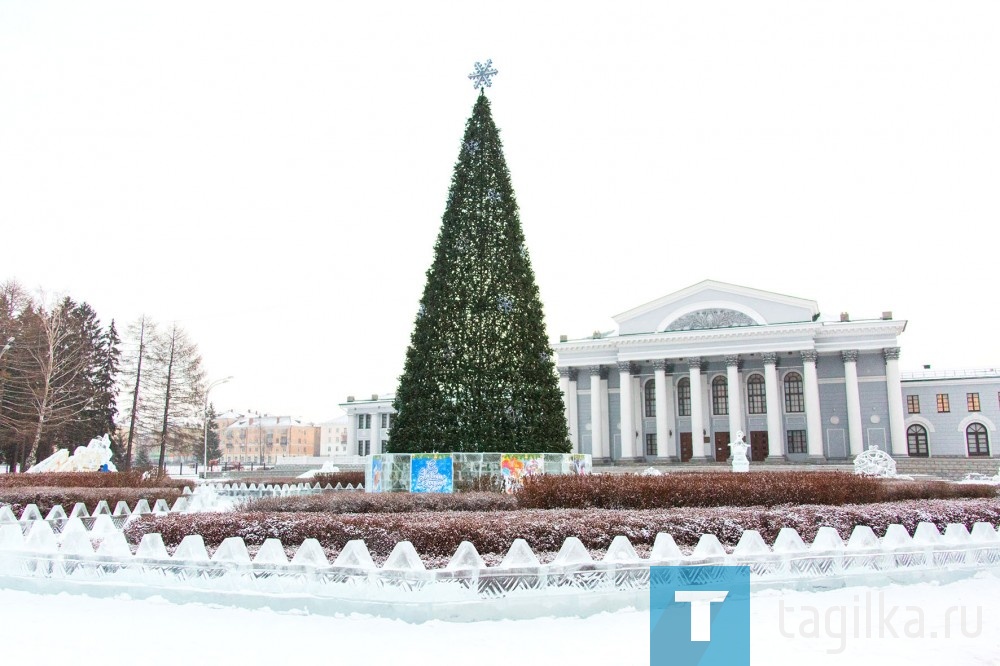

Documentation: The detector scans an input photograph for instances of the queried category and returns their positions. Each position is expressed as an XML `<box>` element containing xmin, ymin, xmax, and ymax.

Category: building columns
<box><xmin>618</xmin><ymin>362</ymin><xmax>636</xmax><ymax>459</ymax></box>
<box><xmin>589</xmin><ymin>366</ymin><xmax>605</xmax><ymax>459</ymax></box>
<box><xmin>725</xmin><ymin>355</ymin><xmax>743</xmax><ymax>441</ymax></box>
<box><xmin>347</xmin><ymin>411</ymin><xmax>357</xmax><ymax>457</ymax></box>
<box><xmin>558</xmin><ymin>367</ymin><xmax>572</xmax><ymax>448</ymax></box>
<box><xmin>567</xmin><ymin>370</ymin><xmax>579</xmax><ymax>452</ymax></box>
<box><xmin>762</xmin><ymin>353</ymin><xmax>782</xmax><ymax>452</ymax></box>
<box><xmin>884</xmin><ymin>347</ymin><xmax>907</xmax><ymax>456</ymax></box>
<box><xmin>801</xmin><ymin>350</ymin><xmax>824</xmax><ymax>458</ymax></box>
<box><xmin>688</xmin><ymin>357</ymin><xmax>706</xmax><ymax>459</ymax></box>
<box><xmin>842</xmin><ymin>350</ymin><xmax>864</xmax><ymax>456</ymax></box>
<box><xmin>653</xmin><ymin>360</ymin><xmax>670</xmax><ymax>459</ymax></box>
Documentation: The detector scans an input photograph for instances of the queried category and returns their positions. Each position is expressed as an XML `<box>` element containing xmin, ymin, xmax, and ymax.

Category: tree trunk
<box><xmin>157</xmin><ymin>331</ymin><xmax>175</xmax><ymax>477</ymax></box>
<box><xmin>125</xmin><ymin>318</ymin><xmax>145</xmax><ymax>471</ymax></box>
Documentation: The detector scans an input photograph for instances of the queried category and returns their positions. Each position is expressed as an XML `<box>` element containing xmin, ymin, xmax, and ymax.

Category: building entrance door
<box><xmin>679</xmin><ymin>433</ymin><xmax>693</xmax><ymax>462</ymax></box>
<box><xmin>714</xmin><ymin>432</ymin><xmax>731</xmax><ymax>462</ymax></box>
<box><xmin>750</xmin><ymin>431</ymin><xmax>769</xmax><ymax>462</ymax></box>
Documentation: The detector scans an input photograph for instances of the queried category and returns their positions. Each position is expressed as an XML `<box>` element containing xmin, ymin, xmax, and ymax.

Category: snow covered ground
<box><xmin>2</xmin><ymin>574</ymin><xmax>998</xmax><ymax>665</ymax></box>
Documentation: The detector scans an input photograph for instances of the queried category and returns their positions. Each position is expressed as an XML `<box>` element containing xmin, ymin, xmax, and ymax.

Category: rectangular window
<box><xmin>967</xmin><ymin>393</ymin><xmax>981</xmax><ymax>412</ymax></box>
<box><xmin>381</xmin><ymin>413</ymin><xmax>389</xmax><ymax>429</ymax></box>
<box><xmin>645</xmin><ymin>433</ymin><xmax>657</xmax><ymax>457</ymax></box>
<box><xmin>357</xmin><ymin>414</ymin><xmax>365</xmax><ymax>429</ymax></box>
<box><xmin>712</xmin><ymin>378</ymin><xmax>729</xmax><ymax>416</ymax></box>
<box><xmin>936</xmin><ymin>394</ymin><xmax>950</xmax><ymax>413</ymax></box>
<box><xmin>358</xmin><ymin>440</ymin><xmax>370</xmax><ymax>456</ymax></box>
<box><xmin>280</xmin><ymin>435</ymin><xmax>288</xmax><ymax>446</ymax></box>
<box><xmin>906</xmin><ymin>395</ymin><xmax>920</xmax><ymax>414</ymax></box>
<box><xmin>787</xmin><ymin>430</ymin><xmax>807</xmax><ymax>454</ymax></box>
<box><xmin>747</xmin><ymin>376</ymin><xmax>766</xmax><ymax>414</ymax></box>
<box><xmin>677</xmin><ymin>381</ymin><xmax>691</xmax><ymax>417</ymax></box>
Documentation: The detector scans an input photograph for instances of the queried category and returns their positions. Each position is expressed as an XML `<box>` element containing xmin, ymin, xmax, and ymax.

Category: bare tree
<box><xmin>2</xmin><ymin>297</ymin><xmax>91</xmax><ymax>467</ymax></box>
<box><xmin>146</xmin><ymin>322</ymin><xmax>204</xmax><ymax>476</ymax></box>
<box><xmin>118</xmin><ymin>315</ymin><xmax>157</xmax><ymax>470</ymax></box>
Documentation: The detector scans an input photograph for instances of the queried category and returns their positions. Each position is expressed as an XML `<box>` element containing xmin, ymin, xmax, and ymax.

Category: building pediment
<box><xmin>612</xmin><ymin>280</ymin><xmax>820</xmax><ymax>335</ymax></box>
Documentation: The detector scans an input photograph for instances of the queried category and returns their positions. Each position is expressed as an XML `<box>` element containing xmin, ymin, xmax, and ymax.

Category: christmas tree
<box><xmin>388</xmin><ymin>73</ymin><xmax>569</xmax><ymax>454</ymax></box>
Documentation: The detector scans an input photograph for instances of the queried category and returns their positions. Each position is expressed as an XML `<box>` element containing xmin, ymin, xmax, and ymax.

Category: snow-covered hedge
<box><xmin>0</xmin><ymin>472</ymin><xmax>192</xmax><ymax>491</ymax></box>
<box><xmin>241</xmin><ymin>491</ymin><xmax>517</xmax><ymax>514</ymax></box>
<box><xmin>124</xmin><ymin>498</ymin><xmax>1000</xmax><ymax>559</ymax></box>
<box><xmin>0</xmin><ymin>487</ymin><xmax>183</xmax><ymax>516</ymax></box>
<box><xmin>517</xmin><ymin>472</ymin><xmax>997</xmax><ymax>509</ymax></box>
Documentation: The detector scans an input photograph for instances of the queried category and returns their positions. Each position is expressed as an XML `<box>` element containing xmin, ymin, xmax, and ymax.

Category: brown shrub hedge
<box><xmin>313</xmin><ymin>472</ymin><xmax>365</xmax><ymax>488</ymax></box>
<box><xmin>0</xmin><ymin>471</ymin><xmax>192</xmax><ymax>491</ymax></box>
<box><xmin>123</xmin><ymin>498</ymin><xmax>1000</xmax><ymax>557</ymax></box>
<box><xmin>241</xmin><ymin>491</ymin><xmax>517</xmax><ymax>514</ymax></box>
<box><xmin>0</xmin><ymin>487</ymin><xmax>183</xmax><ymax>516</ymax></box>
<box><xmin>515</xmin><ymin>472</ymin><xmax>997</xmax><ymax>510</ymax></box>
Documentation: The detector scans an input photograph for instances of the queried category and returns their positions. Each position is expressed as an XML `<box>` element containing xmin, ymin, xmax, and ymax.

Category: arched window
<box><xmin>907</xmin><ymin>424</ymin><xmax>928</xmax><ymax>457</ymax></box>
<box><xmin>712</xmin><ymin>376</ymin><xmax>728</xmax><ymax>415</ymax></box>
<box><xmin>677</xmin><ymin>377</ymin><xmax>691</xmax><ymax>417</ymax></box>
<box><xmin>644</xmin><ymin>379</ymin><xmax>656</xmax><ymax>418</ymax></box>
<box><xmin>967</xmin><ymin>423</ymin><xmax>990</xmax><ymax>457</ymax></box>
<box><xmin>784</xmin><ymin>372</ymin><xmax>804</xmax><ymax>413</ymax></box>
<box><xmin>747</xmin><ymin>374</ymin><xmax>766</xmax><ymax>414</ymax></box>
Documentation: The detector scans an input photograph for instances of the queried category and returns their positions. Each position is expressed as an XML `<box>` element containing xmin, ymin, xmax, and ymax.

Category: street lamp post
<box><xmin>203</xmin><ymin>376</ymin><xmax>233</xmax><ymax>481</ymax></box>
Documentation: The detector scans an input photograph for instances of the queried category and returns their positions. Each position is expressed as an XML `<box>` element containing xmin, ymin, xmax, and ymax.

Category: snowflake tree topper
<box><xmin>468</xmin><ymin>60</ymin><xmax>498</xmax><ymax>89</ymax></box>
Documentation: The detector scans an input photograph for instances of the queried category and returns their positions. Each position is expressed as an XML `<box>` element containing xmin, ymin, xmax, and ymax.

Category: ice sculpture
<box><xmin>853</xmin><ymin>444</ymin><xmax>897</xmax><ymax>477</ymax></box>
<box><xmin>253</xmin><ymin>539</ymin><xmax>289</xmax><ymax>566</ymax></box>
<box><xmin>212</xmin><ymin>537</ymin><xmax>252</xmax><ymax>565</ymax></box>
<box><xmin>291</xmin><ymin>539</ymin><xmax>328</xmax><ymax>567</ymax></box>
<box><xmin>26</xmin><ymin>434</ymin><xmax>117</xmax><ymax>473</ymax></box>
<box><xmin>382</xmin><ymin>541</ymin><xmax>426</xmax><ymax>571</ymax></box>
<box><xmin>730</xmin><ymin>430</ymin><xmax>749</xmax><ymax>473</ymax></box>
<box><xmin>499</xmin><ymin>539</ymin><xmax>541</xmax><ymax>569</ymax></box>
<box><xmin>603</xmin><ymin>536</ymin><xmax>641</xmax><ymax>563</ymax></box>
<box><xmin>552</xmin><ymin>537</ymin><xmax>594</xmax><ymax>567</ymax></box>
<box><xmin>650</xmin><ymin>533</ymin><xmax>683</xmax><ymax>563</ymax></box>
<box><xmin>333</xmin><ymin>540</ymin><xmax>375</xmax><ymax>570</ymax></box>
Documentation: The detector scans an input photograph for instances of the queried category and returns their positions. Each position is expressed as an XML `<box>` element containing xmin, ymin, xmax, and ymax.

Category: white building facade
<box><xmin>553</xmin><ymin>280</ymin><xmax>909</xmax><ymax>463</ymax></box>
<box><xmin>339</xmin><ymin>393</ymin><xmax>395</xmax><ymax>457</ymax></box>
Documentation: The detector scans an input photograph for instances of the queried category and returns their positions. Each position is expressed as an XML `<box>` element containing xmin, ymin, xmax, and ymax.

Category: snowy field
<box><xmin>3</xmin><ymin>574</ymin><xmax>998</xmax><ymax>665</ymax></box>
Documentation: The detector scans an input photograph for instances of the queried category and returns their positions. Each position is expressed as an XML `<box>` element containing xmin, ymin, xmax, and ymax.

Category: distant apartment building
<box><xmin>319</xmin><ymin>415</ymin><xmax>349</xmax><ymax>456</ymax></box>
<box><xmin>221</xmin><ymin>415</ymin><xmax>320</xmax><ymax>465</ymax></box>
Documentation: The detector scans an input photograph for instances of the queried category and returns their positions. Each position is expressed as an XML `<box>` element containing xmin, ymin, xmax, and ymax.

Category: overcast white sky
<box><xmin>2</xmin><ymin>1</ymin><xmax>998</xmax><ymax>422</ymax></box>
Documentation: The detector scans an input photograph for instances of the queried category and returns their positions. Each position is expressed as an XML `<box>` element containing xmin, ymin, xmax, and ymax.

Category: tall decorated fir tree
<box><xmin>389</xmin><ymin>63</ymin><xmax>569</xmax><ymax>454</ymax></box>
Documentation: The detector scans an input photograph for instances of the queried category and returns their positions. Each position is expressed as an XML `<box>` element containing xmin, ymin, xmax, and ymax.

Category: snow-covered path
<box><xmin>2</xmin><ymin>575</ymin><xmax>998</xmax><ymax>665</ymax></box>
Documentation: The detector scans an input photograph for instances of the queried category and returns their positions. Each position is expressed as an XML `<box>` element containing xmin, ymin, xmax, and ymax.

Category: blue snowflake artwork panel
<box><xmin>409</xmin><ymin>454</ymin><xmax>454</xmax><ymax>493</ymax></box>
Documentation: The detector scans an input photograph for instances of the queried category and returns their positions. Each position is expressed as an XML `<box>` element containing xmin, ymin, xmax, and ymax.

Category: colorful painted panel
<box><xmin>370</xmin><ymin>456</ymin><xmax>384</xmax><ymax>493</ymax></box>
<box><xmin>570</xmin><ymin>454</ymin><xmax>589</xmax><ymax>475</ymax></box>
<box><xmin>500</xmin><ymin>453</ymin><xmax>544</xmax><ymax>494</ymax></box>
<box><xmin>410</xmin><ymin>454</ymin><xmax>454</xmax><ymax>493</ymax></box>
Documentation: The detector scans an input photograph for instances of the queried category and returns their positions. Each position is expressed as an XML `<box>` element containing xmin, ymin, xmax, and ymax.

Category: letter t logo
<box><xmin>674</xmin><ymin>590</ymin><xmax>729</xmax><ymax>641</ymax></box>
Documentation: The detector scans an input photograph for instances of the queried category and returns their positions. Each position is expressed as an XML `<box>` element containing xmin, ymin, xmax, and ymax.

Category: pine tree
<box><xmin>388</xmin><ymin>92</ymin><xmax>569</xmax><ymax>454</ymax></box>
<box><xmin>191</xmin><ymin>402</ymin><xmax>221</xmax><ymax>466</ymax></box>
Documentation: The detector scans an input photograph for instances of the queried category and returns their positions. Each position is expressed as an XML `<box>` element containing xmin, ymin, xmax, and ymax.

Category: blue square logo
<box><xmin>650</xmin><ymin>566</ymin><xmax>750</xmax><ymax>665</ymax></box>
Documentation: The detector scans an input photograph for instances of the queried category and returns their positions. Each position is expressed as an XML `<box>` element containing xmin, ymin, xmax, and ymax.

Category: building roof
<box><xmin>225</xmin><ymin>415</ymin><xmax>310</xmax><ymax>430</ymax></box>
<box><xmin>901</xmin><ymin>369</ymin><xmax>1000</xmax><ymax>382</ymax></box>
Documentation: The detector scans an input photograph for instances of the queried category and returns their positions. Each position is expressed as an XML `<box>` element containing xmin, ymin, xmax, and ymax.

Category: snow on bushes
<box><xmin>240</xmin><ymin>491</ymin><xmax>517</xmax><ymax>514</ymax></box>
<box><xmin>313</xmin><ymin>471</ymin><xmax>365</xmax><ymax>488</ymax></box>
<box><xmin>516</xmin><ymin>472</ymin><xmax>997</xmax><ymax>509</ymax></box>
<box><xmin>124</xmin><ymin>498</ymin><xmax>1000</xmax><ymax>558</ymax></box>
<box><xmin>0</xmin><ymin>487</ymin><xmax>183</xmax><ymax>516</ymax></box>
<box><xmin>0</xmin><ymin>471</ymin><xmax>192</xmax><ymax>491</ymax></box>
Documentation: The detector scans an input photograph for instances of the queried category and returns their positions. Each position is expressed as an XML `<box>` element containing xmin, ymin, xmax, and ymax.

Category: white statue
<box><xmin>853</xmin><ymin>444</ymin><xmax>897</xmax><ymax>478</ymax></box>
<box><xmin>731</xmin><ymin>430</ymin><xmax>749</xmax><ymax>473</ymax></box>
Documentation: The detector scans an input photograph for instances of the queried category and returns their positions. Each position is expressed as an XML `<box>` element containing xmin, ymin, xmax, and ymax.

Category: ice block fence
<box><xmin>1</xmin><ymin>509</ymin><xmax>998</xmax><ymax>622</ymax></box>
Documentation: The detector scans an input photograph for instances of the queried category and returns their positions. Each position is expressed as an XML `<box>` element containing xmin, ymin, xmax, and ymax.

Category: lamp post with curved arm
<box><xmin>203</xmin><ymin>376</ymin><xmax>233</xmax><ymax>480</ymax></box>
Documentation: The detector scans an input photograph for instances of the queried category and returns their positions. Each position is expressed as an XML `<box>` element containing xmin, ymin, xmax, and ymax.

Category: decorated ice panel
<box><xmin>410</xmin><ymin>454</ymin><xmax>454</xmax><ymax>493</ymax></box>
